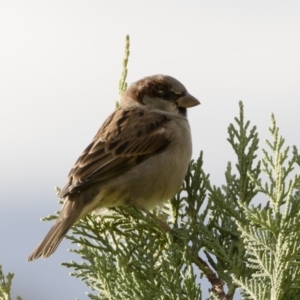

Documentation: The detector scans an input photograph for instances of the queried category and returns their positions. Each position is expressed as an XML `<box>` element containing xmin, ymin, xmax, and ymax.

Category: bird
<box><xmin>28</xmin><ymin>74</ymin><xmax>200</xmax><ymax>261</ymax></box>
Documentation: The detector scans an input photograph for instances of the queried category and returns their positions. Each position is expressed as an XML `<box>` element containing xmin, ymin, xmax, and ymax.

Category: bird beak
<box><xmin>176</xmin><ymin>93</ymin><xmax>200</xmax><ymax>108</ymax></box>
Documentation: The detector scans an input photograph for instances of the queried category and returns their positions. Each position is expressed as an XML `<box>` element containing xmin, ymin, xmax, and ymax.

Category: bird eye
<box><xmin>159</xmin><ymin>90</ymin><xmax>171</xmax><ymax>100</ymax></box>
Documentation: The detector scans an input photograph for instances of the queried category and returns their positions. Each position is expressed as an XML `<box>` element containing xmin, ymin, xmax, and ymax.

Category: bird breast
<box><xmin>92</xmin><ymin>117</ymin><xmax>192</xmax><ymax>210</ymax></box>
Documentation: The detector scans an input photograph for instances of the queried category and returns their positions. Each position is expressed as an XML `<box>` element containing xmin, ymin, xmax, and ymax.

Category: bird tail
<box><xmin>28</xmin><ymin>199</ymin><xmax>83</xmax><ymax>261</ymax></box>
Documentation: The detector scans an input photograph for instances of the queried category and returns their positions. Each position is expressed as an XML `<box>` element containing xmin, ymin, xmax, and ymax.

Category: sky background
<box><xmin>1</xmin><ymin>1</ymin><xmax>300</xmax><ymax>299</ymax></box>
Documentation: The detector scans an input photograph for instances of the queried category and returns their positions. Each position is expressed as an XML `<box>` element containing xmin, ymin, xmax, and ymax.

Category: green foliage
<box><xmin>116</xmin><ymin>34</ymin><xmax>130</xmax><ymax>108</ymax></box>
<box><xmin>233</xmin><ymin>114</ymin><xmax>300</xmax><ymax>300</ymax></box>
<box><xmin>204</xmin><ymin>101</ymin><xmax>261</xmax><ymax>297</ymax></box>
<box><xmin>63</xmin><ymin>204</ymin><xmax>202</xmax><ymax>300</ymax></box>
<box><xmin>0</xmin><ymin>265</ymin><xmax>22</xmax><ymax>300</ymax></box>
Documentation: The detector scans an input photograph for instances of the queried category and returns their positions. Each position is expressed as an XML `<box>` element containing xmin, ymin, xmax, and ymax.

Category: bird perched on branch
<box><xmin>28</xmin><ymin>74</ymin><xmax>200</xmax><ymax>261</ymax></box>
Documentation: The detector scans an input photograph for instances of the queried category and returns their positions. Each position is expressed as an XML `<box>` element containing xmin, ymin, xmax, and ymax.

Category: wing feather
<box><xmin>59</xmin><ymin>108</ymin><xmax>172</xmax><ymax>198</ymax></box>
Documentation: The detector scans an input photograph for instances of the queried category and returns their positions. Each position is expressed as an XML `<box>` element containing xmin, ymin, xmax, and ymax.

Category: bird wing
<box><xmin>59</xmin><ymin>107</ymin><xmax>172</xmax><ymax>197</ymax></box>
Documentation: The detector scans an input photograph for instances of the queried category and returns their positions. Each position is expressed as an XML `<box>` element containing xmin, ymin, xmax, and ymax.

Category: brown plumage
<box><xmin>28</xmin><ymin>75</ymin><xmax>200</xmax><ymax>261</ymax></box>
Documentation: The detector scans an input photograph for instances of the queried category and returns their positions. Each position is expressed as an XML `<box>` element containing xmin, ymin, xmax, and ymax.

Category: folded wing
<box><xmin>59</xmin><ymin>108</ymin><xmax>172</xmax><ymax>197</ymax></box>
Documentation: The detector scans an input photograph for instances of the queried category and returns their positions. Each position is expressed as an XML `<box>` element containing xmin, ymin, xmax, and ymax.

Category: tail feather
<box><xmin>28</xmin><ymin>218</ymin><xmax>74</xmax><ymax>261</ymax></box>
<box><xmin>28</xmin><ymin>199</ymin><xmax>83</xmax><ymax>261</ymax></box>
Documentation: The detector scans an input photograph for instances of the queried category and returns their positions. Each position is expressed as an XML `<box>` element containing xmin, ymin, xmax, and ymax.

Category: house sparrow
<box><xmin>28</xmin><ymin>74</ymin><xmax>200</xmax><ymax>261</ymax></box>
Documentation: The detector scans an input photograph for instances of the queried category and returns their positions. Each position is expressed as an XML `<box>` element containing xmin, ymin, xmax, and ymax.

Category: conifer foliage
<box><xmin>0</xmin><ymin>265</ymin><xmax>22</xmax><ymax>300</ymax></box>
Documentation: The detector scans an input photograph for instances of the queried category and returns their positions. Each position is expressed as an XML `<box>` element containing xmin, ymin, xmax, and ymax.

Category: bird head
<box><xmin>121</xmin><ymin>75</ymin><xmax>200</xmax><ymax>116</ymax></box>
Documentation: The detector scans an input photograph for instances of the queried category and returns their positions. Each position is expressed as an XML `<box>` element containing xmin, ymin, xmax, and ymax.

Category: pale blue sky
<box><xmin>1</xmin><ymin>1</ymin><xmax>300</xmax><ymax>299</ymax></box>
